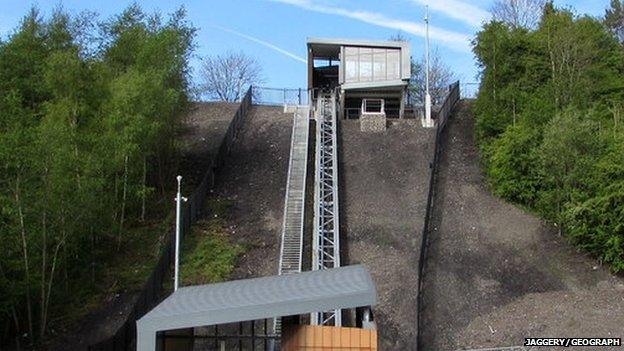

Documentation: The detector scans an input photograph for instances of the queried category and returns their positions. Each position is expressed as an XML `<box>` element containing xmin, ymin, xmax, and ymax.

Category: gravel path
<box><xmin>420</xmin><ymin>101</ymin><xmax>624</xmax><ymax>350</ymax></box>
<box><xmin>339</xmin><ymin>118</ymin><xmax>436</xmax><ymax>350</ymax></box>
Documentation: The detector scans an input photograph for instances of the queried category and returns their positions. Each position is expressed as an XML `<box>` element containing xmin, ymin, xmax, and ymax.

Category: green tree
<box><xmin>0</xmin><ymin>5</ymin><xmax>196</xmax><ymax>344</ymax></box>
<box><xmin>605</xmin><ymin>0</ymin><xmax>624</xmax><ymax>43</ymax></box>
<box><xmin>473</xmin><ymin>3</ymin><xmax>624</xmax><ymax>272</ymax></box>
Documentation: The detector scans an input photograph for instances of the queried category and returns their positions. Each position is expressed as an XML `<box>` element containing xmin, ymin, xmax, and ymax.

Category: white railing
<box><xmin>362</xmin><ymin>98</ymin><xmax>385</xmax><ymax>114</ymax></box>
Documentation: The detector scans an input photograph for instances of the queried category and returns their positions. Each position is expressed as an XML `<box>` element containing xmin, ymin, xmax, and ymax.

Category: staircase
<box><xmin>275</xmin><ymin>106</ymin><xmax>310</xmax><ymax>335</ymax></box>
<box><xmin>277</xmin><ymin>106</ymin><xmax>310</xmax><ymax>276</ymax></box>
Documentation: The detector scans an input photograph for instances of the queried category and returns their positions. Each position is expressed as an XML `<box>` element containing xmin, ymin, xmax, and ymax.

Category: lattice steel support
<box><xmin>311</xmin><ymin>91</ymin><xmax>341</xmax><ymax>326</ymax></box>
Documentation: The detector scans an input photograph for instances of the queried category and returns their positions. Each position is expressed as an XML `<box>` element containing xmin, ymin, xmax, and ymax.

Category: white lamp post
<box><xmin>174</xmin><ymin>175</ymin><xmax>187</xmax><ymax>291</ymax></box>
<box><xmin>423</xmin><ymin>5</ymin><xmax>434</xmax><ymax>128</ymax></box>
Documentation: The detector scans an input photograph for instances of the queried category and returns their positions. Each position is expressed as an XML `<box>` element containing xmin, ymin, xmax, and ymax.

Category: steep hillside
<box><xmin>420</xmin><ymin>102</ymin><xmax>624</xmax><ymax>350</ymax></box>
<box><xmin>339</xmin><ymin>119</ymin><xmax>435</xmax><ymax>350</ymax></box>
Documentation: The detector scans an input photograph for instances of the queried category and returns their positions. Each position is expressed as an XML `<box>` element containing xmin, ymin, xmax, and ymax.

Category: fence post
<box><xmin>298</xmin><ymin>88</ymin><xmax>302</xmax><ymax>105</ymax></box>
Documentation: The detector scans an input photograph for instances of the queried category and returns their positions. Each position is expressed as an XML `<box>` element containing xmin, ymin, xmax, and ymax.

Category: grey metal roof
<box><xmin>307</xmin><ymin>37</ymin><xmax>410</xmax><ymax>59</ymax></box>
<box><xmin>136</xmin><ymin>265</ymin><xmax>376</xmax><ymax>350</ymax></box>
<box><xmin>307</xmin><ymin>37</ymin><xmax>409</xmax><ymax>50</ymax></box>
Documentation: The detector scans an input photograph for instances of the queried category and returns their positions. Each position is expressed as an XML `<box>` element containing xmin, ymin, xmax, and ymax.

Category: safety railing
<box><xmin>434</xmin><ymin>82</ymin><xmax>460</xmax><ymax>133</ymax></box>
<box><xmin>253</xmin><ymin>86</ymin><xmax>309</xmax><ymax>106</ymax></box>
<box><xmin>416</xmin><ymin>81</ymin><xmax>460</xmax><ymax>349</ymax></box>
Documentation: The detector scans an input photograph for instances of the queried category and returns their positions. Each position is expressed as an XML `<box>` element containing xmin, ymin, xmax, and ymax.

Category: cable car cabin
<box><xmin>307</xmin><ymin>38</ymin><xmax>411</xmax><ymax>127</ymax></box>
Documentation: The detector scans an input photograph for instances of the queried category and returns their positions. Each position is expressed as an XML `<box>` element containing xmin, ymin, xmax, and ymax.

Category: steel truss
<box><xmin>311</xmin><ymin>91</ymin><xmax>341</xmax><ymax>326</ymax></box>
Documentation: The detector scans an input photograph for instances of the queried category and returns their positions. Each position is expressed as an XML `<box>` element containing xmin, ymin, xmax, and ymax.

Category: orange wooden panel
<box><xmin>310</xmin><ymin>327</ymin><xmax>323</xmax><ymax>351</ymax></box>
<box><xmin>305</xmin><ymin>325</ymin><xmax>314</xmax><ymax>346</ymax></box>
<box><xmin>361</xmin><ymin>328</ymin><xmax>371</xmax><ymax>348</ymax></box>
<box><xmin>322</xmin><ymin>326</ymin><xmax>333</xmax><ymax>347</ymax></box>
<box><xmin>350</xmin><ymin>328</ymin><xmax>361</xmax><ymax>348</ymax></box>
<box><xmin>342</xmin><ymin>327</ymin><xmax>352</xmax><ymax>348</ymax></box>
<box><xmin>332</xmin><ymin>326</ymin><xmax>341</xmax><ymax>347</ymax></box>
<box><xmin>282</xmin><ymin>325</ymin><xmax>378</xmax><ymax>350</ymax></box>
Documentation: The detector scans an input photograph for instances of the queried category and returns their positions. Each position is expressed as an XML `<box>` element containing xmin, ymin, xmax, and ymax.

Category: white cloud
<box><xmin>212</xmin><ymin>24</ymin><xmax>307</xmax><ymax>64</ymax></box>
<box><xmin>270</xmin><ymin>0</ymin><xmax>471</xmax><ymax>51</ymax></box>
<box><xmin>409</xmin><ymin>0</ymin><xmax>490</xmax><ymax>28</ymax></box>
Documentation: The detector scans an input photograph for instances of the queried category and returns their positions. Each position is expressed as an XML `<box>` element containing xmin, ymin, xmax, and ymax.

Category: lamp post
<box><xmin>174</xmin><ymin>175</ymin><xmax>187</xmax><ymax>291</ymax></box>
<box><xmin>423</xmin><ymin>5</ymin><xmax>434</xmax><ymax>128</ymax></box>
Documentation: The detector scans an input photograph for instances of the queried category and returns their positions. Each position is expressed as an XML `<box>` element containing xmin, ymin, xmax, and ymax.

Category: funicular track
<box><xmin>311</xmin><ymin>91</ymin><xmax>341</xmax><ymax>326</ymax></box>
<box><xmin>274</xmin><ymin>90</ymin><xmax>343</xmax><ymax>337</ymax></box>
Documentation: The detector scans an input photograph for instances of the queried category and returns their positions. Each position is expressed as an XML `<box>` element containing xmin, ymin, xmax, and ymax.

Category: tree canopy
<box><xmin>0</xmin><ymin>5</ymin><xmax>195</xmax><ymax>344</ymax></box>
<box><xmin>473</xmin><ymin>3</ymin><xmax>624</xmax><ymax>271</ymax></box>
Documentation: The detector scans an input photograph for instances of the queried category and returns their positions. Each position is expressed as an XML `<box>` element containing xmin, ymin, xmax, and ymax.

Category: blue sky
<box><xmin>0</xmin><ymin>0</ymin><xmax>613</xmax><ymax>89</ymax></box>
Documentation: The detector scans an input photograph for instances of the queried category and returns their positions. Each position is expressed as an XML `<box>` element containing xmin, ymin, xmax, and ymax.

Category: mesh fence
<box><xmin>252</xmin><ymin>86</ymin><xmax>309</xmax><ymax>106</ymax></box>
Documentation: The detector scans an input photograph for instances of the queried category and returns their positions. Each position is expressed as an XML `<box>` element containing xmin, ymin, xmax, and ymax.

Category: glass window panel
<box><xmin>345</xmin><ymin>46</ymin><xmax>358</xmax><ymax>56</ymax></box>
<box><xmin>373</xmin><ymin>49</ymin><xmax>386</xmax><ymax>81</ymax></box>
<box><xmin>359</xmin><ymin>52</ymin><xmax>372</xmax><ymax>81</ymax></box>
<box><xmin>345</xmin><ymin>58</ymin><xmax>358</xmax><ymax>82</ymax></box>
<box><xmin>386</xmin><ymin>50</ymin><xmax>400</xmax><ymax>80</ymax></box>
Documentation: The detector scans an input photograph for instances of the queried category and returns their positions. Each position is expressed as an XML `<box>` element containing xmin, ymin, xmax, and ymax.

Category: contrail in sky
<box><xmin>212</xmin><ymin>24</ymin><xmax>307</xmax><ymax>64</ymax></box>
<box><xmin>269</xmin><ymin>0</ymin><xmax>471</xmax><ymax>52</ymax></box>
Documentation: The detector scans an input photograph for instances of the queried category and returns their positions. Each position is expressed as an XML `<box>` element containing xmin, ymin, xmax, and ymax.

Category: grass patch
<box><xmin>180</xmin><ymin>198</ymin><xmax>244</xmax><ymax>286</ymax></box>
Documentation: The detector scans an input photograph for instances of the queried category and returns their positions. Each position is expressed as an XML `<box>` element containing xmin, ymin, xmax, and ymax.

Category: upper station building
<box><xmin>307</xmin><ymin>38</ymin><xmax>411</xmax><ymax>120</ymax></box>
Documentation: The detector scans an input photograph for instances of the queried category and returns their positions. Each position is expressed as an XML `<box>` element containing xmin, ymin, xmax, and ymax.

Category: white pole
<box><xmin>238</xmin><ymin>76</ymin><xmax>242</xmax><ymax>102</ymax></box>
<box><xmin>424</xmin><ymin>5</ymin><xmax>433</xmax><ymax>128</ymax></box>
<box><xmin>174</xmin><ymin>175</ymin><xmax>186</xmax><ymax>291</ymax></box>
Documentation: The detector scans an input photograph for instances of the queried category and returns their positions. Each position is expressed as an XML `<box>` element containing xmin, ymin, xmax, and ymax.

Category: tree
<box><xmin>605</xmin><ymin>0</ymin><xmax>624</xmax><ymax>43</ymax></box>
<box><xmin>199</xmin><ymin>51</ymin><xmax>263</xmax><ymax>102</ymax></box>
<box><xmin>389</xmin><ymin>33</ymin><xmax>456</xmax><ymax>106</ymax></box>
<box><xmin>408</xmin><ymin>50</ymin><xmax>456</xmax><ymax>106</ymax></box>
<box><xmin>473</xmin><ymin>3</ymin><xmax>624</xmax><ymax>272</ymax></box>
<box><xmin>0</xmin><ymin>5</ymin><xmax>196</xmax><ymax>344</ymax></box>
<box><xmin>491</xmin><ymin>0</ymin><xmax>546</xmax><ymax>29</ymax></box>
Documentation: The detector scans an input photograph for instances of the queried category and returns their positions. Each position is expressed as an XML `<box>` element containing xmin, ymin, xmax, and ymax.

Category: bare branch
<box><xmin>491</xmin><ymin>0</ymin><xmax>546</xmax><ymax>30</ymax></box>
<box><xmin>199</xmin><ymin>51</ymin><xmax>264</xmax><ymax>102</ymax></box>
<box><xmin>408</xmin><ymin>50</ymin><xmax>456</xmax><ymax>106</ymax></box>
